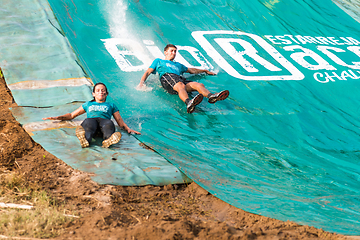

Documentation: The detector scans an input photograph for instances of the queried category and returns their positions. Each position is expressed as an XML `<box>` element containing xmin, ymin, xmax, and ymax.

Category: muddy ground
<box><xmin>0</xmin><ymin>72</ymin><xmax>356</xmax><ymax>239</ymax></box>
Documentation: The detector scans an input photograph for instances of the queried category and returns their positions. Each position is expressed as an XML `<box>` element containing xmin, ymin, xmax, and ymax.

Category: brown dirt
<box><xmin>0</xmin><ymin>72</ymin><xmax>356</xmax><ymax>240</ymax></box>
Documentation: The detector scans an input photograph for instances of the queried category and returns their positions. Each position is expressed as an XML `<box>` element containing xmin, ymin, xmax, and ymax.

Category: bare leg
<box><xmin>185</xmin><ymin>82</ymin><xmax>211</xmax><ymax>97</ymax></box>
<box><xmin>173</xmin><ymin>82</ymin><xmax>189</xmax><ymax>102</ymax></box>
<box><xmin>173</xmin><ymin>82</ymin><xmax>206</xmax><ymax>113</ymax></box>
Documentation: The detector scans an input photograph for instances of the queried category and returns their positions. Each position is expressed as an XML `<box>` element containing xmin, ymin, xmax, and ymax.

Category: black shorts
<box><xmin>160</xmin><ymin>73</ymin><xmax>192</xmax><ymax>95</ymax></box>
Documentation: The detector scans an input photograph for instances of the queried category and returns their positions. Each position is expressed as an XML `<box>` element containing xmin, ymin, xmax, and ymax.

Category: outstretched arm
<box><xmin>42</xmin><ymin>106</ymin><xmax>86</xmax><ymax>121</ymax></box>
<box><xmin>186</xmin><ymin>68</ymin><xmax>216</xmax><ymax>75</ymax></box>
<box><xmin>113</xmin><ymin>111</ymin><xmax>141</xmax><ymax>135</ymax></box>
<box><xmin>137</xmin><ymin>68</ymin><xmax>154</xmax><ymax>88</ymax></box>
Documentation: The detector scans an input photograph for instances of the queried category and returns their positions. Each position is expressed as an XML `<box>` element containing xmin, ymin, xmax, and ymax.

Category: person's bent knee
<box><xmin>100</xmin><ymin>119</ymin><xmax>115</xmax><ymax>139</ymax></box>
<box><xmin>197</xmin><ymin>83</ymin><xmax>205</xmax><ymax>88</ymax></box>
<box><xmin>185</xmin><ymin>82</ymin><xmax>205</xmax><ymax>92</ymax></box>
<box><xmin>81</xmin><ymin>118</ymin><xmax>99</xmax><ymax>143</ymax></box>
<box><xmin>81</xmin><ymin>118</ymin><xmax>98</xmax><ymax>132</ymax></box>
<box><xmin>173</xmin><ymin>82</ymin><xmax>186</xmax><ymax>92</ymax></box>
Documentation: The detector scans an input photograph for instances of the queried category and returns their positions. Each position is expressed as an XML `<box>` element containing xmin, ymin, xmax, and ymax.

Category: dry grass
<box><xmin>0</xmin><ymin>168</ymin><xmax>74</xmax><ymax>238</ymax></box>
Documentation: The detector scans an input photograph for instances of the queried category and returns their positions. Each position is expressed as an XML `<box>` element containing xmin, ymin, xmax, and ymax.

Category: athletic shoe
<box><xmin>102</xmin><ymin>132</ymin><xmax>122</xmax><ymax>148</ymax></box>
<box><xmin>186</xmin><ymin>94</ymin><xmax>204</xmax><ymax>113</ymax></box>
<box><xmin>208</xmin><ymin>90</ymin><xmax>229</xmax><ymax>104</ymax></box>
<box><xmin>76</xmin><ymin>126</ymin><xmax>89</xmax><ymax>148</ymax></box>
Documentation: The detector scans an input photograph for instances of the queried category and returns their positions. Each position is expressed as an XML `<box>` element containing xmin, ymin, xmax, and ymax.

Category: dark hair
<box><xmin>164</xmin><ymin>44</ymin><xmax>177</xmax><ymax>52</ymax></box>
<box><xmin>93</xmin><ymin>82</ymin><xmax>108</xmax><ymax>93</ymax></box>
<box><xmin>91</xmin><ymin>82</ymin><xmax>108</xmax><ymax>101</ymax></box>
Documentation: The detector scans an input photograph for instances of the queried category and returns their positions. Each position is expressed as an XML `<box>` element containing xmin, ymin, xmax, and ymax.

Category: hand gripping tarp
<box><xmin>44</xmin><ymin>0</ymin><xmax>360</xmax><ymax>235</ymax></box>
<box><xmin>0</xmin><ymin>0</ymin><xmax>190</xmax><ymax>186</ymax></box>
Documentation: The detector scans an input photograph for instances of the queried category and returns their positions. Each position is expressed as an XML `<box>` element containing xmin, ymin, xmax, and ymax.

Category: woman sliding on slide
<box><xmin>43</xmin><ymin>82</ymin><xmax>140</xmax><ymax>148</ymax></box>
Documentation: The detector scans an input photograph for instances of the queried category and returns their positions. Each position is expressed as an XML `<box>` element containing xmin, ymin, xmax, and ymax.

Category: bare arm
<box><xmin>138</xmin><ymin>68</ymin><xmax>154</xmax><ymax>88</ymax></box>
<box><xmin>113</xmin><ymin>111</ymin><xmax>141</xmax><ymax>135</ymax></box>
<box><xmin>186</xmin><ymin>68</ymin><xmax>216</xmax><ymax>75</ymax></box>
<box><xmin>42</xmin><ymin>106</ymin><xmax>86</xmax><ymax>121</ymax></box>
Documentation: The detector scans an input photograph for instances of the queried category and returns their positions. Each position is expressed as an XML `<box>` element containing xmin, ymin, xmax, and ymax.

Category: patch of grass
<box><xmin>0</xmin><ymin>168</ymin><xmax>74</xmax><ymax>238</ymax></box>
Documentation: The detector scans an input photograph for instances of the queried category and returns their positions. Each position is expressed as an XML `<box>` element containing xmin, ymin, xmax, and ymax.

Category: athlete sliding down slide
<box><xmin>137</xmin><ymin>44</ymin><xmax>229</xmax><ymax>113</ymax></box>
<box><xmin>43</xmin><ymin>83</ymin><xmax>140</xmax><ymax>148</ymax></box>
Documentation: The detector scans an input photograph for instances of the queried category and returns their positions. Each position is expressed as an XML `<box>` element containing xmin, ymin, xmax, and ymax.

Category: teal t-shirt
<box><xmin>149</xmin><ymin>58</ymin><xmax>188</xmax><ymax>78</ymax></box>
<box><xmin>82</xmin><ymin>101</ymin><xmax>119</xmax><ymax>119</ymax></box>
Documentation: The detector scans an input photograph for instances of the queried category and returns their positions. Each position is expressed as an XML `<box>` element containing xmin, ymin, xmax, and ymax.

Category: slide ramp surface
<box><xmin>1</xmin><ymin>0</ymin><xmax>360</xmax><ymax>235</ymax></box>
<box><xmin>0</xmin><ymin>0</ymin><xmax>190</xmax><ymax>186</ymax></box>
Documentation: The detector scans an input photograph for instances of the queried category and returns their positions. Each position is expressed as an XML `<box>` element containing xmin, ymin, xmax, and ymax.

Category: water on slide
<box><xmin>12</xmin><ymin>0</ymin><xmax>360</xmax><ymax>235</ymax></box>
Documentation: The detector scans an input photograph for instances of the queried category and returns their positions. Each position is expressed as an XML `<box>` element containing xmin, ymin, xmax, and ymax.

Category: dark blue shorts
<box><xmin>160</xmin><ymin>73</ymin><xmax>192</xmax><ymax>95</ymax></box>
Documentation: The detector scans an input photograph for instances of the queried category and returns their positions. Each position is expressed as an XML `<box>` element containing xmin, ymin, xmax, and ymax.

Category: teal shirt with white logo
<box><xmin>82</xmin><ymin>101</ymin><xmax>119</xmax><ymax>119</ymax></box>
<box><xmin>149</xmin><ymin>58</ymin><xmax>188</xmax><ymax>78</ymax></box>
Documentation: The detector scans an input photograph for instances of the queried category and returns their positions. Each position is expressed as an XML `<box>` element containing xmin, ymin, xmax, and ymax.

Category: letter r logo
<box><xmin>192</xmin><ymin>30</ymin><xmax>304</xmax><ymax>81</ymax></box>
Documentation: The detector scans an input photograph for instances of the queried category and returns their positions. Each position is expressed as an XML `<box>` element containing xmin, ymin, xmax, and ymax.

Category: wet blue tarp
<box><xmin>1</xmin><ymin>0</ymin><xmax>360</xmax><ymax>235</ymax></box>
<box><xmin>0</xmin><ymin>0</ymin><xmax>190</xmax><ymax>186</ymax></box>
<box><xmin>44</xmin><ymin>0</ymin><xmax>360</xmax><ymax>235</ymax></box>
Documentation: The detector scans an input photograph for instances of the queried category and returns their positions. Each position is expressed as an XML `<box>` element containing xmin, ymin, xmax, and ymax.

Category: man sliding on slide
<box><xmin>137</xmin><ymin>44</ymin><xmax>229</xmax><ymax>113</ymax></box>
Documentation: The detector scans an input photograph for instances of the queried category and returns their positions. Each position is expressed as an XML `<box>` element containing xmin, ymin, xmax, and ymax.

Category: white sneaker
<box><xmin>76</xmin><ymin>126</ymin><xmax>89</xmax><ymax>148</ymax></box>
<box><xmin>208</xmin><ymin>90</ymin><xmax>229</xmax><ymax>104</ymax></box>
<box><xmin>102</xmin><ymin>132</ymin><xmax>122</xmax><ymax>148</ymax></box>
<box><xmin>186</xmin><ymin>94</ymin><xmax>204</xmax><ymax>113</ymax></box>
